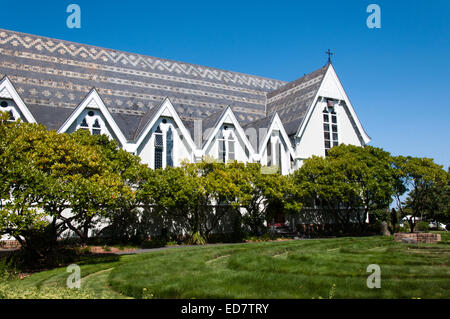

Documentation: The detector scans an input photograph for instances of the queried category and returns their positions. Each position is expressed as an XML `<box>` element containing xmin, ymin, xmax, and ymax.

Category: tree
<box><xmin>327</xmin><ymin>145</ymin><xmax>396</xmax><ymax>231</ymax></box>
<box><xmin>294</xmin><ymin>145</ymin><xmax>396</xmax><ymax>233</ymax></box>
<box><xmin>139</xmin><ymin>161</ymin><xmax>244</xmax><ymax>243</ymax></box>
<box><xmin>58</xmin><ymin>131</ymin><xmax>139</xmax><ymax>243</ymax></box>
<box><xmin>294</xmin><ymin>155</ymin><xmax>358</xmax><ymax>232</ymax></box>
<box><xmin>234</xmin><ymin>163</ymin><xmax>302</xmax><ymax>236</ymax></box>
<box><xmin>392</xmin><ymin>156</ymin><xmax>447</xmax><ymax>233</ymax></box>
<box><xmin>0</xmin><ymin>114</ymin><xmax>58</xmax><ymax>256</ymax></box>
<box><xmin>0</xmin><ymin>113</ymin><xmax>139</xmax><ymax>252</ymax></box>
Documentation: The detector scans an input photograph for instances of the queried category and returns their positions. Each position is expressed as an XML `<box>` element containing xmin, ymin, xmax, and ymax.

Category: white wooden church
<box><xmin>0</xmin><ymin>29</ymin><xmax>370</xmax><ymax>174</ymax></box>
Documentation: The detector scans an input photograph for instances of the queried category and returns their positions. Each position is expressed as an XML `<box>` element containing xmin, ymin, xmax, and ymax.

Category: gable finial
<box><xmin>325</xmin><ymin>49</ymin><xmax>334</xmax><ymax>64</ymax></box>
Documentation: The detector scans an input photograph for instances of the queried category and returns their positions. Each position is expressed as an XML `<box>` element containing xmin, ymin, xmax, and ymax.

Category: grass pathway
<box><xmin>81</xmin><ymin>268</ymin><xmax>132</xmax><ymax>299</ymax></box>
<box><xmin>4</xmin><ymin>233</ymin><xmax>450</xmax><ymax>299</ymax></box>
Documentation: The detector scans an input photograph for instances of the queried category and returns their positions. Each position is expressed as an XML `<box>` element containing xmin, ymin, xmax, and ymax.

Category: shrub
<box><xmin>140</xmin><ymin>238</ymin><xmax>167</xmax><ymax>249</ymax></box>
<box><xmin>415</xmin><ymin>221</ymin><xmax>430</xmax><ymax>232</ymax></box>
<box><xmin>397</xmin><ymin>223</ymin><xmax>410</xmax><ymax>233</ymax></box>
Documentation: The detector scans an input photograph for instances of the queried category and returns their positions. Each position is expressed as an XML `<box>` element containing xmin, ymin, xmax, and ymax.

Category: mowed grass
<box><xmin>6</xmin><ymin>233</ymin><xmax>450</xmax><ymax>299</ymax></box>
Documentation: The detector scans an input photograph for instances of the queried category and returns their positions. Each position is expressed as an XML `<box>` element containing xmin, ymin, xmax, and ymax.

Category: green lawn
<box><xmin>2</xmin><ymin>233</ymin><xmax>450</xmax><ymax>299</ymax></box>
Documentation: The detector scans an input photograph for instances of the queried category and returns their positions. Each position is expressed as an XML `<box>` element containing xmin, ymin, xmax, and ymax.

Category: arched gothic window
<box><xmin>217</xmin><ymin>129</ymin><xmax>236</xmax><ymax>163</ymax></box>
<box><xmin>228</xmin><ymin>135</ymin><xmax>235</xmax><ymax>161</ymax></box>
<box><xmin>154</xmin><ymin>126</ymin><xmax>164</xmax><ymax>169</ymax></box>
<box><xmin>218</xmin><ymin>131</ymin><xmax>226</xmax><ymax>163</ymax></box>
<box><xmin>8</xmin><ymin>110</ymin><xmax>15</xmax><ymax>122</ymax></box>
<box><xmin>274</xmin><ymin>140</ymin><xmax>282</xmax><ymax>168</ymax></box>
<box><xmin>1</xmin><ymin>100</ymin><xmax>18</xmax><ymax>122</ymax></box>
<box><xmin>166</xmin><ymin>127</ymin><xmax>174</xmax><ymax>167</ymax></box>
<box><xmin>267</xmin><ymin>133</ymin><xmax>283</xmax><ymax>171</ymax></box>
<box><xmin>78</xmin><ymin>112</ymin><xmax>103</xmax><ymax>136</ymax></box>
<box><xmin>79</xmin><ymin>118</ymin><xmax>89</xmax><ymax>131</ymax></box>
<box><xmin>92</xmin><ymin>119</ymin><xmax>101</xmax><ymax>135</ymax></box>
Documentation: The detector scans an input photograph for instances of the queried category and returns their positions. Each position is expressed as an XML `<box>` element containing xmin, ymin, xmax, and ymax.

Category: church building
<box><xmin>0</xmin><ymin>29</ymin><xmax>370</xmax><ymax>173</ymax></box>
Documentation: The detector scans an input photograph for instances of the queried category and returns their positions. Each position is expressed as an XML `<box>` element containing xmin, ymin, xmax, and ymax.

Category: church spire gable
<box><xmin>133</xmin><ymin>97</ymin><xmax>197</xmax><ymax>156</ymax></box>
<box><xmin>295</xmin><ymin>64</ymin><xmax>371</xmax><ymax>145</ymax></box>
<box><xmin>0</xmin><ymin>76</ymin><xmax>36</xmax><ymax>123</ymax></box>
<box><xmin>201</xmin><ymin>106</ymin><xmax>257</xmax><ymax>162</ymax></box>
<box><xmin>57</xmin><ymin>88</ymin><xmax>128</xmax><ymax>147</ymax></box>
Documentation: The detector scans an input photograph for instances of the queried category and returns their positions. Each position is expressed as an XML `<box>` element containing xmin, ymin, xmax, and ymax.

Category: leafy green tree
<box><xmin>294</xmin><ymin>145</ymin><xmax>396</xmax><ymax>233</ymax></box>
<box><xmin>0</xmin><ymin>113</ymin><xmax>139</xmax><ymax>251</ymax></box>
<box><xmin>59</xmin><ymin>131</ymin><xmax>139</xmax><ymax>243</ymax></box>
<box><xmin>294</xmin><ymin>155</ymin><xmax>357</xmax><ymax>232</ymax></box>
<box><xmin>139</xmin><ymin>161</ymin><xmax>244</xmax><ymax>243</ymax></box>
<box><xmin>0</xmin><ymin>114</ymin><xmax>54</xmax><ymax>256</ymax></box>
<box><xmin>327</xmin><ymin>145</ymin><xmax>396</xmax><ymax>230</ymax></box>
<box><xmin>392</xmin><ymin>156</ymin><xmax>447</xmax><ymax>232</ymax></box>
<box><xmin>235</xmin><ymin>163</ymin><xmax>302</xmax><ymax>236</ymax></box>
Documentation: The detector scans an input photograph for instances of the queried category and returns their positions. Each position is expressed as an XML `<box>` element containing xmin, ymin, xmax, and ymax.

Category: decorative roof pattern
<box><xmin>0</xmin><ymin>28</ymin><xmax>329</xmax><ymax>143</ymax></box>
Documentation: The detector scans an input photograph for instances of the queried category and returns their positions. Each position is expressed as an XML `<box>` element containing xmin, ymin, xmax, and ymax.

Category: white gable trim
<box><xmin>258</xmin><ymin>113</ymin><xmax>295</xmax><ymax>159</ymax></box>
<box><xmin>133</xmin><ymin>98</ymin><xmax>196</xmax><ymax>153</ymax></box>
<box><xmin>296</xmin><ymin>64</ymin><xmax>371</xmax><ymax>145</ymax></box>
<box><xmin>0</xmin><ymin>76</ymin><xmax>36</xmax><ymax>123</ymax></box>
<box><xmin>202</xmin><ymin>107</ymin><xmax>256</xmax><ymax>159</ymax></box>
<box><xmin>57</xmin><ymin>89</ymin><xmax>128</xmax><ymax>146</ymax></box>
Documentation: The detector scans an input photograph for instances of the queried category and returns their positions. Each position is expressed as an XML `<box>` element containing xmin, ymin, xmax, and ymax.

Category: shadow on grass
<box><xmin>0</xmin><ymin>247</ymin><xmax>120</xmax><ymax>276</ymax></box>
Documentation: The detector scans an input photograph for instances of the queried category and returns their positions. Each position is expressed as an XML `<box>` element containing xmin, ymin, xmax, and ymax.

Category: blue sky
<box><xmin>1</xmin><ymin>0</ymin><xmax>449</xmax><ymax>168</ymax></box>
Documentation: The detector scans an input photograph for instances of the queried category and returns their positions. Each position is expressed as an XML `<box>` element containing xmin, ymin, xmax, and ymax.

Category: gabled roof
<box><xmin>133</xmin><ymin>98</ymin><xmax>196</xmax><ymax>153</ymax></box>
<box><xmin>242</xmin><ymin>113</ymin><xmax>277</xmax><ymax>152</ymax></box>
<box><xmin>58</xmin><ymin>88</ymin><xmax>128</xmax><ymax>146</ymax></box>
<box><xmin>133</xmin><ymin>103</ymin><xmax>163</xmax><ymax>141</ymax></box>
<box><xmin>0</xmin><ymin>76</ymin><xmax>36</xmax><ymax>123</ymax></box>
<box><xmin>201</xmin><ymin>107</ymin><xmax>229</xmax><ymax>147</ymax></box>
<box><xmin>257</xmin><ymin>113</ymin><xmax>296</xmax><ymax>159</ymax></box>
<box><xmin>266</xmin><ymin>65</ymin><xmax>329</xmax><ymax>136</ymax></box>
<box><xmin>27</xmin><ymin>104</ymin><xmax>72</xmax><ymax>130</ymax></box>
<box><xmin>202</xmin><ymin>107</ymin><xmax>256</xmax><ymax>157</ymax></box>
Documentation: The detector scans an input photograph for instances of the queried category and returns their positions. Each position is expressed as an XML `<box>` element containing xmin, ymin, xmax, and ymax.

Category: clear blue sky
<box><xmin>1</xmin><ymin>0</ymin><xmax>449</xmax><ymax>168</ymax></box>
